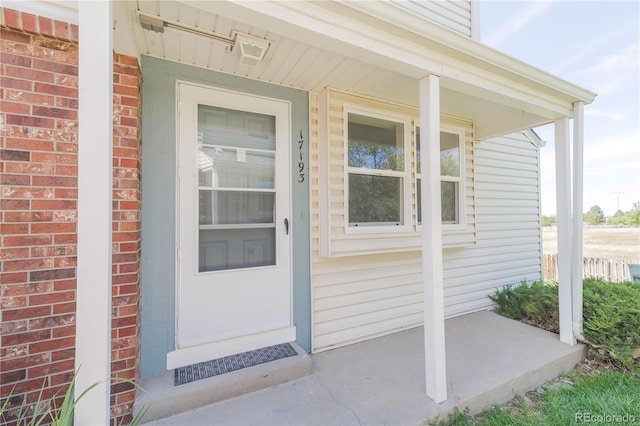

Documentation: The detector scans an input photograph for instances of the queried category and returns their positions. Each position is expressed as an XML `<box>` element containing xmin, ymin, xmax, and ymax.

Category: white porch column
<box><xmin>75</xmin><ymin>2</ymin><xmax>113</xmax><ymax>424</ymax></box>
<box><xmin>419</xmin><ymin>75</ymin><xmax>447</xmax><ymax>403</ymax></box>
<box><xmin>554</xmin><ymin>117</ymin><xmax>576</xmax><ymax>345</ymax></box>
<box><xmin>572</xmin><ymin>102</ymin><xmax>585</xmax><ymax>340</ymax></box>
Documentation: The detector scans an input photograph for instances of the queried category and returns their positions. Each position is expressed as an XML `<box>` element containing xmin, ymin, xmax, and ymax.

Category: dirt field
<box><xmin>543</xmin><ymin>226</ymin><xmax>640</xmax><ymax>262</ymax></box>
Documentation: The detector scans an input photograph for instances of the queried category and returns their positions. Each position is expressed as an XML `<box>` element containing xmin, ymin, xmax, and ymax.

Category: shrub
<box><xmin>490</xmin><ymin>279</ymin><xmax>640</xmax><ymax>375</ymax></box>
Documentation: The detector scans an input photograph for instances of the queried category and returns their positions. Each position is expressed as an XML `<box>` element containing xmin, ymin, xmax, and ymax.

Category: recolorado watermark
<box><xmin>576</xmin><ymin>412</ymin><xmax>637</xmax><ymax>423</ymax></box>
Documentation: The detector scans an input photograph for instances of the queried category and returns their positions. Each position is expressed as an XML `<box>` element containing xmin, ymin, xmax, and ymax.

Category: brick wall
<box><xmin>109</xmin><ymin>53</ymin><xmax>142</xmax><ymax>425</ymax></box>
<box><xmin>0</xmin><ymin>8</ymin><xmax>142</xmax><ymax>425</ymax></box>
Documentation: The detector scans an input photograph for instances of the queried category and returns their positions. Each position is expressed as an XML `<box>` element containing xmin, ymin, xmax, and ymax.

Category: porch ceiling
<box><xmin>116</xmin><ymin>0</ymin><xmax>595</xmax><ymax>140</ymax></box>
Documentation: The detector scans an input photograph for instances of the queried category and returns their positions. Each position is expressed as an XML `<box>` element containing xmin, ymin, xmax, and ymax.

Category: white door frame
<box><xmin>168</xmin><ymin>81</ymin><xmax>295</xmax><ymax>369</ymax></box>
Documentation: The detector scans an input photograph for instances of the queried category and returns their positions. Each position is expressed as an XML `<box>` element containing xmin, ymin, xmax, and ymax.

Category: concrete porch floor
<box><xmin>141</xmin><ymin>311</ymin><xmax>585</xmax><ymax>425</ymax></box>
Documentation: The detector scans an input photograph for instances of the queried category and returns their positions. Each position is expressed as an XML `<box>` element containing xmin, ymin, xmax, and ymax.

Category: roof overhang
<box><xmin>113</xmin><ymin>0</ymin><xmax>596</xmax><ymax>139</ymax></box>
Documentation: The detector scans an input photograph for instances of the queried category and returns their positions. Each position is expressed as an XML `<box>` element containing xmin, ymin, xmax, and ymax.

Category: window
<box><xmin>346</xmin><ymin>111</ymin><xmax>408</xmax><ymax>228</ymax></box>
<box><xmin>416</xmin><ymin>127</ymin><xmax>464</xmax><ymax>225</ymax></box>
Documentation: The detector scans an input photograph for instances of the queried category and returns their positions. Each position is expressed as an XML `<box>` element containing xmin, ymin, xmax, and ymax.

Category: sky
<box><xmin>480</xmin><ymin>1</ymin><xmax>640</xmax><ymax>217</ymax></box>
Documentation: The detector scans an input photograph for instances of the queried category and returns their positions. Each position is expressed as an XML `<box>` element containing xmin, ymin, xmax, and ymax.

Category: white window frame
<box><xmin>416</xmin><ymin>124</ymin><xmax>467</xmax><ymax>229</ymax></box>
<box><xmin>344</xmin><ymin>104</ymin><xmax>412</xmax><ymax>234</ymax></box>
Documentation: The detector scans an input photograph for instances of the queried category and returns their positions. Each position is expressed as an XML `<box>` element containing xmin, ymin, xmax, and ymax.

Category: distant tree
<box><xmin>608</xmin><ymin>209</ymin><xmax>629</xmax><ymax>226</ymax></box>
<box><xmin>607</xmin><ymin>201</ymin><xmax>640</xmax><ymax>226</ymax></box>
<box><xmin>629</xmin><ymin>201</ymin><xmax>640</xmax><ymax>226</ymax></box>
<box><xmin>542</xmin><ymin>215</ymin><xmax>557</xmax><ymax>226</ymax></box>
<box><xmin>584</xmin><ymin>205</ymin><xmax>605</xmax><ymax>225</ymax></box>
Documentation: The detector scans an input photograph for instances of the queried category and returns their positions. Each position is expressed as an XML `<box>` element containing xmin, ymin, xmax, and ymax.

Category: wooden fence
<box><xmin>543</xmin><ymin>254</ymin><xmax>636</xmax><ymax>282</ymax></box>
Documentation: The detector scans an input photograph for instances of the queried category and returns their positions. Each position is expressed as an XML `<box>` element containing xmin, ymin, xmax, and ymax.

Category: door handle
<box><xmin>284</xmin><ymin>218</ymin><xmax>289</xmax><ymax>235</ymax></box>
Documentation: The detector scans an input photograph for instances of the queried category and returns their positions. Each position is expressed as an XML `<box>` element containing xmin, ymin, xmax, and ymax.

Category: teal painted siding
<box><xmin>140</xmin><ymin>55</ymin><xmax>311</xmax><ymax>377</ymax></box>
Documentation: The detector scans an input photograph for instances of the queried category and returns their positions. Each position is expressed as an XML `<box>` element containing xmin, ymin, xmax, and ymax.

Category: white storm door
<box><xmin>171</xmin><ymin>82</ymin><xmax>293</xmax><ymax>368</ymax></box>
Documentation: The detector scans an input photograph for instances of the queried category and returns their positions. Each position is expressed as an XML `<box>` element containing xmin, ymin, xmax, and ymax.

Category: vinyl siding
<box><xmin>390</xmin><ymin>0</ymin><xmax>474</xmax><ymax>38</ymax></box>
<box><xmin>310</xmin><ymin>91</ymin><xmax>542</xmax><ymax>352</ymax></box>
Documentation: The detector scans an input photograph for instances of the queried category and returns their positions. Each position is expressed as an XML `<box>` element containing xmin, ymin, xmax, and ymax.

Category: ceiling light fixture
<box><xmin>233</xmin><ymin>32</ymin><xmax>271</xmax><ymax>66</ymax></box>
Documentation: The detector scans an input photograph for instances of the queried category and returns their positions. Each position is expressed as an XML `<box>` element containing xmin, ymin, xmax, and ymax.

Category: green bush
<box><xmin>490</xmin><ymin>279</ymin><xmax>640</xmax><ymax>375</ymax></box>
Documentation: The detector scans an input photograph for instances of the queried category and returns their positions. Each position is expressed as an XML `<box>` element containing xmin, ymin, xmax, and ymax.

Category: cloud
<box><xmin>483</xmin><ymin>1</ymin><xmax>555</xmax><ymax>46</ymax></box>
<box><xmin>577</xmin><ymin>41</ymin><xmax>640</xmax><ymax>96</ymax></box>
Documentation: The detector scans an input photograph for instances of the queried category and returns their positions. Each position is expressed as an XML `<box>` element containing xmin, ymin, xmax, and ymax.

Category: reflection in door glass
<box><xmin>198</xmin><ymin>105</ymin><xmax>277</xmax><ymax>272</ymax></box>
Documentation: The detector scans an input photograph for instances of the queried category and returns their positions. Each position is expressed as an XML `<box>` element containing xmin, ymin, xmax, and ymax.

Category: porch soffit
<box><xmin>119</xmin><ymin>0</ymin><xmax>596</xmax><ymax>139</ymax></box>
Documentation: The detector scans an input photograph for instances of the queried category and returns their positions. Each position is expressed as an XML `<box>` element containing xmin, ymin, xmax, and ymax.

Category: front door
<box><xmin>169</xmin><ymin>82</ymin><xmax>294</xmax><ymax>368</ymax></box>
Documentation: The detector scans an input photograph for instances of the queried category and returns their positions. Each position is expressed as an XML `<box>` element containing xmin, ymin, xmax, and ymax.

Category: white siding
<box><xmin>390</xmin><ymin>0</ymin><xmax>474</xmax><ymax>38</ymax></box>
<box><xmin>311</xmin><ymin>91</ymin><xmax>543</xmax><ymax>352</ymax></box>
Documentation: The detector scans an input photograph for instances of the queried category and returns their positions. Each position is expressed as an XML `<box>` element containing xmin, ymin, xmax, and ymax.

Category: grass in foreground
<box><xmin>433</xmin><ymin>369</ymin><xmax>640</xmax><ymax>426</ymax></box>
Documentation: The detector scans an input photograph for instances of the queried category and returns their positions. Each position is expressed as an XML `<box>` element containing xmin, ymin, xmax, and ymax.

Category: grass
<box><xmin>429</xmin><ymin>278</ymin><xmax>640</xmax><ymax>425</ymax></box>
<box><xmin>466</xmin><ymin>370</ymin><xmax>640</xmax><ymax>425</ymax></box>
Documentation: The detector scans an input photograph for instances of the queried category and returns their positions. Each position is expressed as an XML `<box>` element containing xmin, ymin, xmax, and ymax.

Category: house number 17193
<box><xmin>297</xmin><ymin>130</ymin><xmax>305</xmax><ymax>183</ymax></box>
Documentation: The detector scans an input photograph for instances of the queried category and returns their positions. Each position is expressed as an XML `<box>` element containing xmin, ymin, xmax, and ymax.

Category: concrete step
<box><xmin>135</xmin><ymin>342</ymin><xmax>311</xmax><ymax>423</ymax></box>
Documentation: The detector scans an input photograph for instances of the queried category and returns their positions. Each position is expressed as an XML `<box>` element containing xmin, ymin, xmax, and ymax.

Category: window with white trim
<box><xmin>346</xmin><ymin>111</ymin><xmax>410</xmax><ymax>229</ymax></box>
<box><xmin>416</xmin><ymin>126</ymin><xmax>465</xmax><ymax>226</ymax></box>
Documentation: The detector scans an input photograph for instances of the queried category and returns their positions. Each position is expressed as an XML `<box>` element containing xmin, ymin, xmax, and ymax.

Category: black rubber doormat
<box><xmin>174</xmin><ymin>343</ymin><xmax>298</xmax><ymax>386</ymax></box>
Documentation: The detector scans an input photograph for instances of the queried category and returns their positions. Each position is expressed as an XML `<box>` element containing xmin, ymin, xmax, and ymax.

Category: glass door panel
<box><xmin>197</xmin><ymin>105</ymin><xmax>277</xmax><ymax>272</ymax></box>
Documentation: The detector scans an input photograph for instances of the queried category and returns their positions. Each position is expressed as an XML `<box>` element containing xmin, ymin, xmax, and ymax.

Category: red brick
<box><xmin>2</xmin><ymin>329</ymin><xmax>51</xmax><ymax>347</ymax></box>
<box><xmin>0</xmin><ymin>174</ymin><xmax>31</xmax><ymax>185</ymax></box>
<box><xmin>0</xmin><ymin>295</ymin><xmax>27</xmax><ymax>309</ymax></box>
<box><xmin>1</xmin><ymin>149</ymin><xmax>30</xmax><ymax>161</ymax></box>
<box><xmin>53</xmin><ymin>279</ymin><xmax>76</xmax><ymax>291</ymax></box>
<box><xmin>38</xmin><ymin>16</ymin><xmax>55</xmax><ymax>37</ymax></box>
<box><xmin>4</xmin><ymin>257</ymin><xmax>54</xmax><ymax>272</ymax></box>
<box><xmin>70</xmin><ymin>24</ymin><xmax>78</xmax><ymax>43</ymax></box>
<box><xmin>4</xmin><ymin>89</ymin><xmax>55</xmax><ymax>106</ymax></box>
<box><xmin>29</xmin><ymin>314</ymin><xmax>75</xmax><ymax>330</ymax></box>
<box><xmin>6</xmin><ymin>114</ymin><xmax>55</xmax><ymax>129</ymax></box>
<box><xmin>3</xmin><ymin>282</ymin><xmax>52</xmax><ymax>296</ymax></box>
<box><xmin>30</xmin><ymin>291</ymin><xmax>74</xmax><ymax>306</ymax></box>
<box><xmin>55</xmin><ymin>142</ymin><xmax>78</xmax><ymax>153</ymax></box>
<box><xmin>0</xmin><ymin>75</ymin><xmax>33</xmax><ymax>91</ymax></box>
<box><xmin>6</xmin><ymin>137</ymin><xmax>55</xmax><ymax>152</ymax></box>
<box><xmin>0</xmin><ymin>247</ymin><xmax>30</xmax><ymax>260</ymax></box>
<box><xmin>0</xmin><ymin>27</ymin><xmax>31</xmax><ymax>43</ymax></box>
<box><xmin>2</xmin><ymin>186</ymin><xmax>54</xmax><ymax>199</ymax></box>
<box><xmin>29</xmin><ymin>268</ymin><xmax>75</xmax><ymax>282</ymax></box>
<box><xmin>54</xmin><ymin>188</ymin><xmax>77</xmax><ymax>199</ymax></box>
<box><xmin>54</xmin><ymin>234</ymin><xmax>77</xmax><ymax>244</ymax></box>
<box><xmin>0</xmin><ymin>369</ymin><xmax>27</xmax><ymax>385</ymax></box>
<box><xmin>31</xmin><ymin>199</ymin><xmax>76</xmax><ymax>210</ymax></box>
<box><xmin>120</xmin><ymin>96</ymin><xmax>139</xmax><ymax>107</ymax></box>
<box><xmin>55</xmin><ymin>96</ymin><xmax>79</xmax><ymax>109</ymax></box>
<box><xmin>1</xmin><ymin>354</ymin><xmax>49</xmax><ymax>373</ymax></box>
<box><xmin>54</xmin><ymin>20</ymin><xmax>70</xmax><ymax>40</ymax></box>
<box><xmin>34</xmin><ymin>82</ymin><xmax>78</xmax><ymax>98</ymax></box>
<box><xmin>3</xmin><ymin>235</ymin><xmax>53</xmax><ymax>247</ymax></box>
<box><xmin>32</xmin><ymin>57</ymin><xmax>78</xmax><ymax>76</ymax></box>
<box><xmin>31</xmin><ymin>357</ymin><xmax>74</xmax><ymax>377</ymax></box>
<box><xmin>2</xmin><ymin>305</ymin><xmax>52</xmax><ymax>322</ymax></box>
<box><xmin>4</xmin><ymin>65</ymin><xmax>55</xmax><ymax>83</ymax></box>
<box><xmin>0</xmin><ymin>272</ymin><xmax>28</xmax><ymax>285</ymax></box>
<box><xmin>0</xmin><ymin>52</ymin><xmax>32</xmax><ymax>68</ymax></box>
<box><xmin>6</xmin><ymin>162</ymin><xmax>56</xmax><ymax>175</ymax></box>
<box><xmin>31</xmin><ymin>223</ymin><xmax>75</xmax><ymax>234</ymax></box>
<box><xmin>52</xmin><ymin>324</ymin><xmax>75</xmax><ymax>338</ymax></box>
<box><xmin>0</xmin><ymin>223</ymin><xmax>29</xmax><ymax>234</ymax></box>
<box><xmin>21</xmin><ymin>12</ymin><xmax>38</xmax><ymax>33</ymax></box>
<box><xmin>54</xmin><ymin>74</ymin><xmax>78</xmax><ymax>87</ymax></box>
<box><xmin>55</xmin><ymin>165</ymin><xmax>78</xmax><ymax>176</ymax></box>
<box><xmin>31</xmin><ymin>175</ymin><xmax>76</xmax><ymax>187</ymax></box>
<box><xmin>0</xmin><ymin>377</ymin><xmax>48</xmax><ymax>396</ymax></box>
<box><xmin>51</xmin><ymin>348</ymin><xmax>75</xmax><ymax>362</ymax></box>
<box><xmin>3</xmin><ymin>8</ymin><xmax>20</xmax><ymax>28</ymax></box>
<box><xmin>0</xmin><ymin>100</ymin><xmax>31</xmax><ymax>114</ymax></box>
<box><xmin>0</xmin><ymin>199</ymin><xmax>30</xmax><ymax>210</ymax></box>
<box><xmin>52</xmin><ymin>301</ymin><xmax>75</xmax><ymax>314</ymax></box>
<box><xmin>32</xmin><ymin>106</ymin><xmax>77</xmax><ymax>120</ymax></box>
<box><xmin>31</xmin><ymin>152</ymin><xmax>76</xmax><ymax>164</ymax></box>
<box><xmin>29</xmin><ymin>336</ymin><xmax>74</xmax><ymax>355</ymax></box>
<box><xmin>4</xmin><ymin>211</ymin><xmax>53</xmax><ymax>222</ymax></box>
